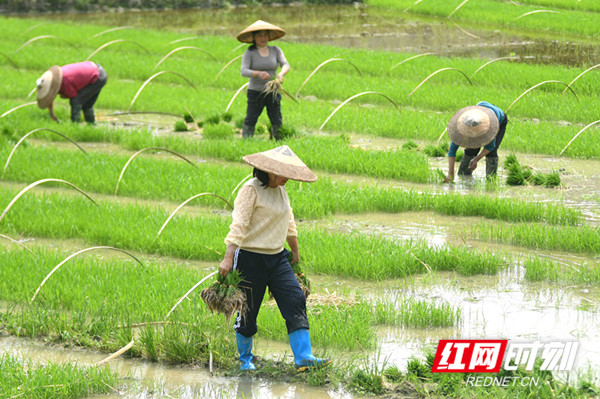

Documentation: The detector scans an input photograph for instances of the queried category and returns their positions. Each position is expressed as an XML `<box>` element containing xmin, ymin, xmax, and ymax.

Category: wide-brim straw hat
<box><xmin>236</xmin><ymin>20</ymin><xmax>286</xmax><ymax>43</ymax></box>
<box><xmin>447</xmin><ymin>105</ymin><xmax>500</xmax><ymax>148</ymax></box>
<box><xmin>243</xmin><ymin>145</ymin><xmax>317</xmax><ymax>183</ymax></box>
<box><xmin>36</xmin><ymin>65</ymin><xmax>62</xmax><ymax>109</ymax></box>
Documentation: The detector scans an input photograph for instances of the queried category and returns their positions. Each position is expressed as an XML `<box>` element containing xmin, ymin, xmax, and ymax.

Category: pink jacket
<box><xmin>59</xmin><ymin>62</ymin><xmax>99</xmax><ymax>98</ymax></box>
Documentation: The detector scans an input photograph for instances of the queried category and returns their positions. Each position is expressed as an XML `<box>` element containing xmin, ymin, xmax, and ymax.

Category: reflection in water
<box><xmin>42</xmin><ymin>5</ymin><xmax>600</xmax><ymax>68</ymax></box>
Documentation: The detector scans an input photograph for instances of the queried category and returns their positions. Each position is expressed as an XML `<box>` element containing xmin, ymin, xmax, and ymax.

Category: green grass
<box><xmin>0</xmin><ymin>353</ymin><xmax>119</xmax><ymax>399</ymax></box>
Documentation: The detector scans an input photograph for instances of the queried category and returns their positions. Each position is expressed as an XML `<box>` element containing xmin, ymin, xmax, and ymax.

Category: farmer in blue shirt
<box><xmin>444</xmin><ymin>101</ymin><xmax>508</xmax><ymax>183</ymax></box>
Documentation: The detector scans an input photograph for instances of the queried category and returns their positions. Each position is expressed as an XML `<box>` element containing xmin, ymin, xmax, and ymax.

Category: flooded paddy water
<box><xmin>2</xmin><ymin>3</ymin><xmax>600</xmax><ymax>398</ymax></box>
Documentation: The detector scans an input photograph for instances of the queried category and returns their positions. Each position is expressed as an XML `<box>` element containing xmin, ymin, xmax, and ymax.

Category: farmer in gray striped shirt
<box><xmin>237</xmin><ymin>20</ymin><xmax>290</xmax><ymax>140</ymax></box>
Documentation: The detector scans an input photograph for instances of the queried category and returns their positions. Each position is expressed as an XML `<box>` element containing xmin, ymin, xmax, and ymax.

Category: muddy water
<box><xmin>41</xmin><ymin>5</ymin><xmax>600</xmax><ymax>67</ymax></box>
<box><xmin>0</xmin><ymin>335</ymin><xmax>352</xmax><ymax>398</ymax></box>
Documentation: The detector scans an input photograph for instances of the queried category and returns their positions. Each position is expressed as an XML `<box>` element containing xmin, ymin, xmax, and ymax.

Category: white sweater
<box><xmin>225</xmin><ymin>178</ymin><xmax>298</xmax><ymax>254</ymax></box>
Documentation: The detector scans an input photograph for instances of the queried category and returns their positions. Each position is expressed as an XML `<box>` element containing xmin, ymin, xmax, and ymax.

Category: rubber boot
<box><xmin>457</xmin><ymin>154</ymin><xmax>475</xmax><ymax>176</ymax></box>
<box><xmin>270</xmin><ymin>124</ymin><xmax>281</xmax><ymax>141</ymax></box>
<box><xmin>83</xmin><ymin>108</ymin><xmax>95</xmax><ymax>124</ymax></box>
<box><xmin>242</xmin><ymin>123</ymin><xmax>255</xmax><ymax>139</ymax></box>
<box><xmin>70</xmin><ymin>104</ymin><xmax>82</xmax><ymax>123</ymax></box>
<box><xmin>236</xmin><ymin>332</ymin><xmax>256</xmax><ymax>371</ymax></box>
<box><xmin>288</xmin><ymin>329</ymin><xmax>331</xmax><ymax>372</ymax></box>
<box><xmin>486</xmin><ymin>157</ymin><xmax>499</xmax><ymax>179</ymax></box>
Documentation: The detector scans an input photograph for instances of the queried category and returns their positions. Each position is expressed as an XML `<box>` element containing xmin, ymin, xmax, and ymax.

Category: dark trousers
<box><xmin>233</xmin><ymin>248</ymin><xmax>309</xmax><ymax>338</ymax></box>
<box><xmin>464</xmin><ymin>116</ymin><xmax>508</xmax><ymax>158</ymax></box>
<box><xmin>70</xmin><ymin>64</ymin><xmax>107</xmax><ymax>122</ymax></box>
<box><xmin>244</xmin><ymin>89</ymin><xmax>282</xmax><ymax>128</ymax></box>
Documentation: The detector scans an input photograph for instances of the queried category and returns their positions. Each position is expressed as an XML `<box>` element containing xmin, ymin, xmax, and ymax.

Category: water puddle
<box><xmin>0</xmin><ymin>335</ymin><xmax>351</xmax><ymax>399</ymax></box>
<box><xmin>38</xmin><ymin>5</ymin><xmax>600</xmax><ymax>67</ymax></box>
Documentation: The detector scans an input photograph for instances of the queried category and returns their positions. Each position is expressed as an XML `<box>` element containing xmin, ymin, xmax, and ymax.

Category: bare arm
<box><xmin>287</xmin><ymin>235</ymin><xmax>299</xmax><ymax>264</ymax></box>
<box><xmin>444</xmin><ymin>156</ymin><xmax>456</xmax><ymax>183</ymax></box>
<box><xmin>469</xmin><ymin>149</ymin><xmax>491</xmax><ymax>170</ymax></box>
<box><xmin>48</xmin><ymin>102</ymin><xmax>59</xmax><ymax>122</ymax></box>
<box><xmin>219</xmin><ymin>244</ymin><xmax>237</xmax><ymax>278</ymax></box>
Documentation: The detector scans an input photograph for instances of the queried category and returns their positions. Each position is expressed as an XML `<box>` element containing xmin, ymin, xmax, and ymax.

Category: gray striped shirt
<box><xmin>241</xmin><ymin>46</ymin><xmax>289</xmax><ymax>91</ymax></box>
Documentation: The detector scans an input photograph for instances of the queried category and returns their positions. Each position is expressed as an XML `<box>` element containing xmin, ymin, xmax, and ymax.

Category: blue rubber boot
<box><xmin>288</xmin><ymin>329</ymin><xmax>331</xmax><ymax>371</ymax></box>
<box><xmin>236</xmin><ymin>332</ymin><xmax>256</xmax><ymax>371</ymax></box>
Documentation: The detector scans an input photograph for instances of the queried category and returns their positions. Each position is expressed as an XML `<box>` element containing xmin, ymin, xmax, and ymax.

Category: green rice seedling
<box><xmin>174</xmin><ymin>120</ymin><xmax>188</xmax><ymax>132</ymax></box>
<box><xmin>506</xmin><ymin>80</ymin><xmax>578</xmax><ymax>112</ymax></box>
<box><xmin>529</xmin><ymin>172</ymin><xmax>546</xmax><ymax>186</ymax></box>
<box><xmin>114</xmin><ymin>146</ymin><xmax>197</xmax><ymax>195</ymax></box>
<box><xmin>506</xmin><ymin>162</ymin><xmax>526</xmax><ymax>186</ymax></box>
<box><xmin>201</xmin><ymin>270</ymin><xmax>247</xmax><ymax>321</ymax></box>
<box><xmin>503</xmin><ymin>153</ymin><xmax>519</xmax><ymax>168</ymax></box>
<box><xmin>319</xmin><ymin>91</ymin><xmax>399</xmax><ymax>130</ymax></box>
<box><xmin>562</xmin><ymin>64</ymin><xmax>600</xmax><ymax>94</ymax></box>
<box><xmin>2</xmin><ymin>127</ymin><xmax>87</xmax><ymax>178</ymax></box>
<box><xmin>423</xmin><ymin>143</ymin><xmax>448</xmax><ymax>157</ymax></box>
<box><xmin>151</xmin><ymin>46</ymin><xmax>217</xmax><ymax>72</ymax></box>
<box><xmin>0</xmin><ymin>353</ymin><xmax>119</xmax><ymax>398</ymax></box>
<box><xmin>401</xmin><ymin>140</ymin><xmax>419</xmax><ymax>151</ymax></box>
<box><xmin>221</xmin><ymin>111</ymin><xmax>233</xmax><ymax>122</ymax></box>
<box><xmin>0</xmin><ymin>178</ymin><xmax>97</xmax><ymax>222</ymax></box>
<box><xmin>0</xmin><ymin>233</ymin><xmax>34</xmax><ymax>253</ymax></box>
<box><xmin>295</xmin><ymin>58</ymin><xmax>361</xmax><ymax>97</ymax></box>
<box><xmin>203</xmin><ymin>113</ymin><xmax>221</xmax><ymax>125</ymax></box>
<box><xmin>407</xmin><ymin>67</ymin><xmax>473</xmax><ymax>98</ymax></box>
<box><xmin>544</xmin><ymin>171</ymin><xmax>561</xmax><ymax>187</ymax></box>
<box><xmin>128</xmin><ymin>70</ymin><xmax>197</xmax><ymax>110</ymax></box>
<box><xmin>559</xmin><ymin>120</ymin><xmax>600</xmax><ymax>155</ymax></box>
<box><xmin>472</xmin><ymin>222</ymin><xmax>600</xmax><ymax>254</ymax></box>
<box><xmin>86</xmin><ymin>38</ymin><xmax>149</xmax><ymax>61</ymax></box>
<box><xmin>183</xmin><ymin>111</ymin><xmax>194</xmax><ymax>123</ymax></box>
<box><xmin>202</xmin><ymin>123</ymin><xmax>235</xmax><ymax>139</ymax></box>
<box><xmin>31</xmin><ymin>246</ymin><xmax>143</xmax><ymax>303</ymax></box>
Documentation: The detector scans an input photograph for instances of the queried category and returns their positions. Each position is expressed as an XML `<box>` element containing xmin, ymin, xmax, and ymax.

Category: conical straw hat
<box><xmin>447</xmin><ymin>105</ymin><xmax>500</xmax><ymax>148</ymax></box>
<box><xmin>36</xmin><ymin>65</ymin><xmax>62</xmax><ymax>109</ymax></box>
<box><xmin>243</xmin><ymin>145</ymin><xmax>317</xmax><ymax>183</ymax></box>
<box><xmin>236</xmin><ymin>20</ymin><xmax>286</xmax><ymax>43</ymax></box>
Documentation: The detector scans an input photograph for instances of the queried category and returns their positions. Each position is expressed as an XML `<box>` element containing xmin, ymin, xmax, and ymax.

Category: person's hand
<box><xmin>276</xmin><ymin>73</ymin><xmax>285</xmax><ymax>83</ymax></box>
<box><xmin>444</xmin><ymin>174</ymin><xmax>454</xmax><ymax>183</ymax></box>
<box><xmin>290</xmin><ymin>251</ymin><xmax>300</xmax><ymax>265</ymax></box>
<box><xmin>469</xmin><ymin>158</ymin><xmax>479</xmax><ymax>170</ymax></box>
<box><xmin>219</xmin><ymin>259</ymin><xmax>232</xmax><ymax>278</ymax></box>
<box><xmin>257</xmin><ymin>71</ymin><xmax>270</xmax><ymax>80</ymax></box>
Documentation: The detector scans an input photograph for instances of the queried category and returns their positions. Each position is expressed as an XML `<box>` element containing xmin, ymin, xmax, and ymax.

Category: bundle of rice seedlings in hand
<box><xmin>262</xmin><ymin>78</ymin><xmax>298</xmax><ymax>103</ymax></box>
<box><xmin>291</xmin><ymin>261</ymin><xmax>311</xmax><ymax>298</ymax></box>
<box><xmin>201</xmin><ymin>270</ymin><xmax>247</xmax><ymax>321</ymax></box>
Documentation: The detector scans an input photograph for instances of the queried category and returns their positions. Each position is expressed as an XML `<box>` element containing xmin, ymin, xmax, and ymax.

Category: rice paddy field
<box><xmin>1</xmin><ymin>1</ymin><xmax>600</xmax><ymax>398</ymax></box>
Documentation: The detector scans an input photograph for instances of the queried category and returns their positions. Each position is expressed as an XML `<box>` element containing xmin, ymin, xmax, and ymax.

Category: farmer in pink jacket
<box><xmin>36</xmin><ymin>61</ymin><xmax>107</xmax><ymax>123</ymax></box>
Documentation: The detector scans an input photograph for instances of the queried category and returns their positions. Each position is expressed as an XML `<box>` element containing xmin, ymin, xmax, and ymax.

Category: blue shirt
<box><xmin>448</xmin><ymin>101</ymin><xmax>506</xmax><ymax>157</ymax></box>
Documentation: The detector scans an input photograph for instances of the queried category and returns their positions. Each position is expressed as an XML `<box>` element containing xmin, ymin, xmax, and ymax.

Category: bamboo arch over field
<box><xmin>559</xmin><ymin>120</ymin><xmax>600</xmax><ymax>155</ymax></box>
<box><xmin>23</xmin><ymin>22</ymin><xmax>54</xmax><ymax>34</ymax></box>
<box><xmin>319</xmin><ymin>91</ymin><xmax>399</xmax><ymax>131</ymax></box>
<box><xmin>471</xmin><ymin>56</ymin><xmax>519</xmax><ymax>78</ymax></box>
<box><xmin>0</xmin><ymin>234</ymin><xmax>34</xmax><ymax>254</ymax></box>
<box><xmin>0</xmin><ymin>178</ymin><xmax>98</xmax><ymax>223</ymax></box>
<box><xmin>506</xmin><ymin>80</ymin><xmax>578</xmax><ymax>113</ymax></box>
<box><xmin>296</xmin><ymin>58</ymin><xmax>362</xmax><ymax>98</ymax></box>
<box><xmin>86</xmin><ymin>39</ymin><xmax>149</xmax><ymax>61</ymax></box>
<box><xmin>408</xmin><ymin>68</ymin><xmax>473</xmax><ymax>98</ymax></box>
<box><xmin>390</xmin><ymin>53</ymin><xmax>439</xmax><ymax>70</ymax></box>
<box><xmin>0</xmin><ymin>102</ymin><xmax>37</xmax><ymax>118</ymax></box>
<box><xmin>152</xmin><ymin>46</ymin><xmax>217</xmax><ymax>72</ymax></box>
<box><xmin>447</xmin><ymin>0</ymin><xmax>472</xmax><ymax>18</ymax></box>
<box><xmin>215</xmin><ymin>54</ymin><xmax>243</xmax><ymax>80</ymax></box>
<box><xmin>513</xmin><ymin>10</ymin><xmax>559</xmax><ymax>21</ymax></box>
<box><xmin>562</xmin><ymin>64</ymin><xmax>600</xmax><ymax>94</ymax></box>
<box><xmin>156</xmin><ymin>193</ymin><xmax>233</xmax><ymax>239</ymax></box>
<box><xmin>30</xmin><ymin>246</ymin><xmax>144</xmax><ymax>303</ymax></box>
<box><xmin>114</xmin><ymin>147</ymin><xmax>197</xmax><ymax>195</ymax></box>
<box><xmin>15</xmin><ymin>35</ymin><xmax>74</xmax><ymax>53</ymax></box>
<box><xmin>128</xmin><ymin>71</ymin><xmax>197</xmax><ymax>110</ymax></box>
<box><xmin>0</xmin><ymin>51</ymin><xmax>19</xmax><ymax>69</ymax></box>
<box><xmin>226</xmin><ymin>82</ymin><xmax>249</xmax><ymax>113</ymax></box>
<box><xmin>3</xmin><ymin>128</ymin><xmax>87</xmax><ymax>179</ymax></box>
<box><xmin>92</xmin><ymin>26</ymin><xmax>134</xmax><ymax>39</ymax></box>
<box><xmin>164</xmin><ymin>270</ymin><xmax>219</xmax><ymax>320</ymax></box>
